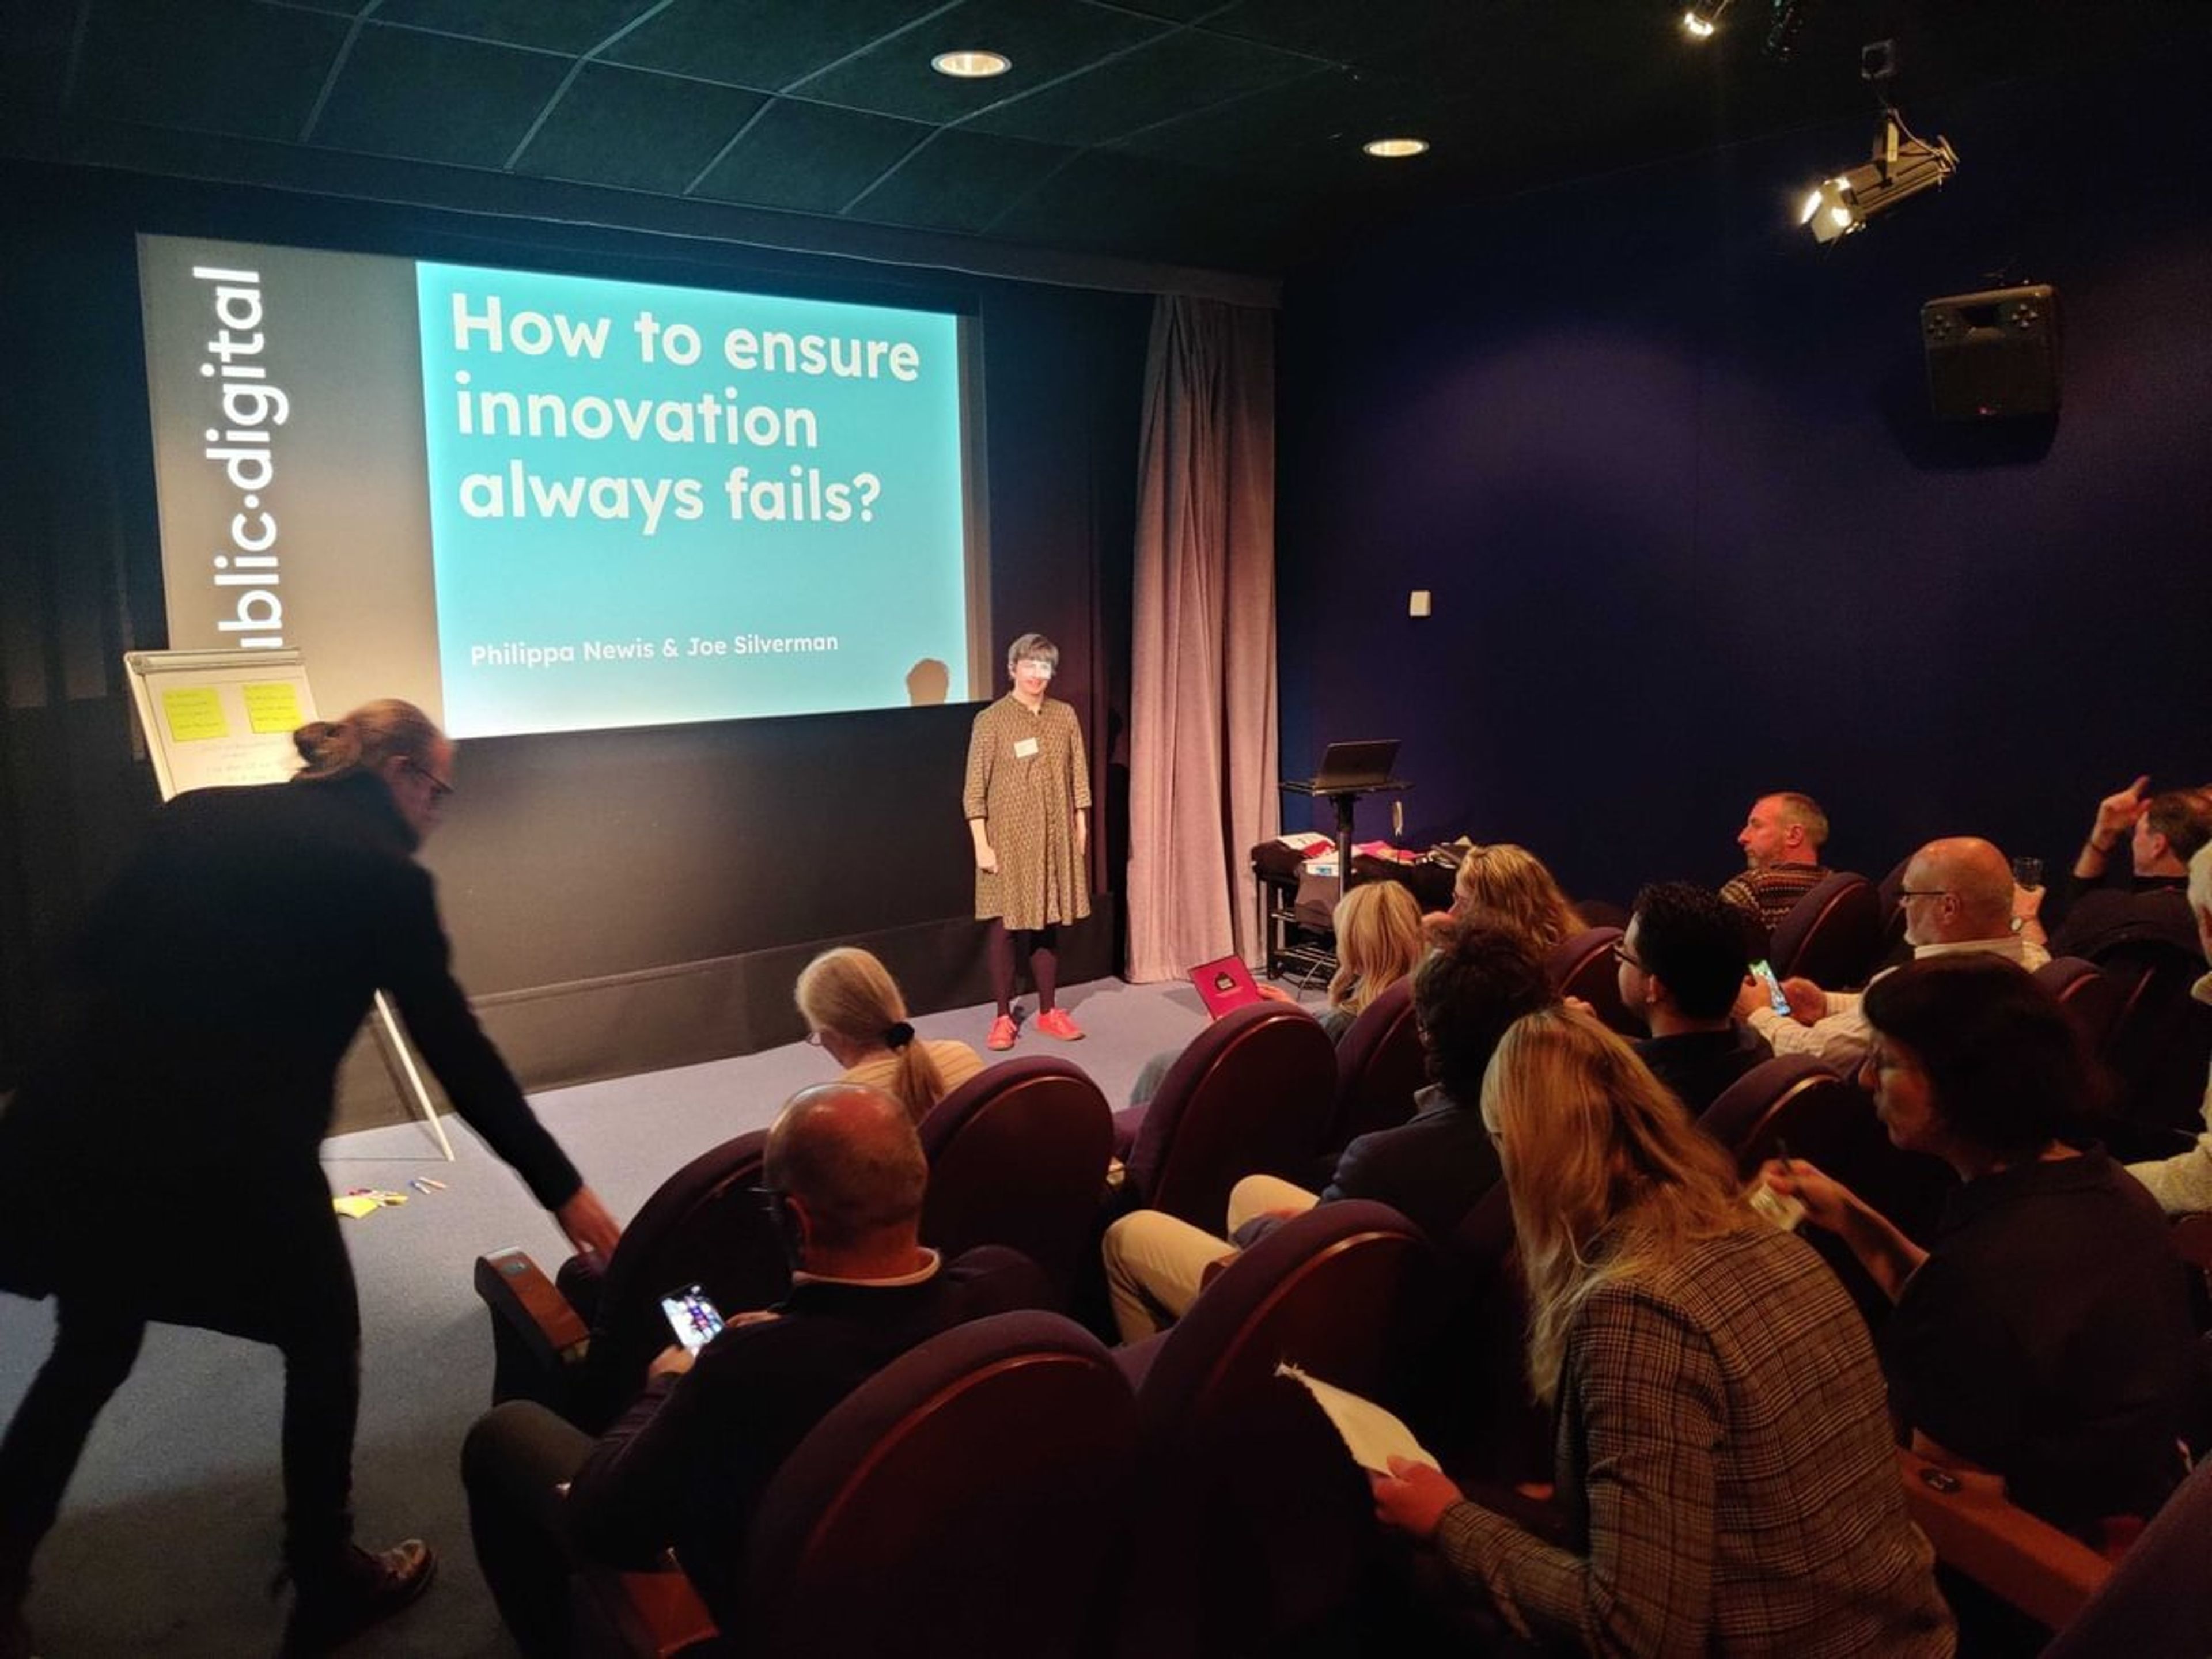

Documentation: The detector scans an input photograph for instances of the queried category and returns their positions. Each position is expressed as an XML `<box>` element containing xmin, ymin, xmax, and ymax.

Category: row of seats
<box><xmin>488</xmin><ymin>1037</ymin><xmax>2212</xmax><ymax>1656</ymax></box>
<box><xmin>522</xmin><ymin>1196</ymin><xmax>1438</xmax><ymax>1659</ymax></box>
<box><xmin>475</xmin><ymin>911</ymin><xmax>2211</xmax><ymax>1654</ymax></box>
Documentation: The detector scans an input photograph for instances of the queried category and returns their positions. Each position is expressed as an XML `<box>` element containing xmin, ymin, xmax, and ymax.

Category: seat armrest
<box><xmin>475</xmin><ymin>1247</ymin><xmax>592</xmax><ymax>1372</ymax></box>
<box><xmin>1896</xmin><ymin>1447</ymin><xmax>2109</xmax><ymax>1633</ymax></box>
<box><xmin>2172</xmin><ymin>1214</ymin><xmax>2212</xmax><ymax>1272</ymax></box>
<box><xmin>570</xmin><ymin>1559</ymin><xmax>721</xmax><ymax>1659</ymax></box>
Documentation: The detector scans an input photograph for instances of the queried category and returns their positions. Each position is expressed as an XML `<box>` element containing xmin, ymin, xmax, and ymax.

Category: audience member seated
<box><xmin>1101</xmin><ymin>921</ymin><xmax>1552</xmax><ymax>1342</ymax></box>
<box><xmin>2033</xmin><ymin>777</ymin><xmax>2212</xmax><ymax>961</ymax></box>
<box><xmin>459</xmin><ymin>1083</ymin><xmax>1046</xmax><ymax>1653</ymax></box>
<box><xmin>1763</xmin><ymin>956</ymin><xmax>2201</xmax><ymax>1540</ymax></box>
<box><xmin>1130</xmin><ymin>880</ymin><xmax>1425</xmax><ymax>1108</ymax></box>
<box><xmin>2126</xmin><ymin>842</ymin><xmax>2212</xmax><ymax>1214</ymax></box>
<box><xmin>1370</xmin><ymin>1006</ymin><xmax>1954</xmax><ymax>1656</ymax></box>
<box><xmin>796</xmin><ymin>946</ymin><xmax>983</xmax><ymax>1123</ymax></box>
<box><xmin>1309</xmin><ymin>878</ymin><xmax>1426</xmax><ymax>1041</ymax></box>
<box><xmin>1616</xmin><ymin>880</ymin><xmax>1772</xmax><ymax>1115</ymax></box>
<box><xmin>1423</xmin><ymin>842</ymin><xmax>1584</xmax><ymax>953</ymax></box>
<box><xmin>1737</xmin><ymin>836</ymin><xmax>2047</xmax><ymax>1071</ymax></box>
<box><xmin>1719</xmin><ymin>790</ymin><xmax>1832</xmax><ymax>937</ymax></box>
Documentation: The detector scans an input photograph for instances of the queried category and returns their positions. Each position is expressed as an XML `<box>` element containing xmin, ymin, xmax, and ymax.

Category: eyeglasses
<box><xmin>1897</xmin><ymin>888</ymin><xmax>1950</xmax><ymax>900</ymax></box>
<box><xmin>407</xmin><ymin>757</ymin><xmax>456</xmax><ymax>800</ymax></box>
<box><xmin>1016</xmin><ymin>658</ymin><xmax>1055</xmax><ymax>677</ymax></box>
<box><xmin>1611</xmin><ymin>941</ymin><xmax>1647</xmax><ymax>971</ymax></box>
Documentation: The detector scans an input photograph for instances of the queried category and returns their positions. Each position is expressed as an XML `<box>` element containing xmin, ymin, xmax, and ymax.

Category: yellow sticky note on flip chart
<box><xmin>242</xmin><ymin>681</ymin><xmax>304</xmax><ymax>734</ymax></box>
<box><xmin>160</xmin><ymin>687</ymin><xmax>229</xmax><ymax>743</ymax></box>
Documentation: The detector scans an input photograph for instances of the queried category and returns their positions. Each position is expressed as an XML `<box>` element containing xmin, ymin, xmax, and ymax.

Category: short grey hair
<box><xmin>1006</xmin><ymin>632</ymin><xmax>1059</xmax><ymax>673</ymax></box>
<box><xmin>1768</xmin><ymin>791</ymin><xmax>1830</xmax><ymax>850</ymax></box>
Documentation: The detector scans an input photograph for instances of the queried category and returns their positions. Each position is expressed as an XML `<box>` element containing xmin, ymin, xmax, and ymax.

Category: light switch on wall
<box><xmin>1409</xmin><ymin>589</ymin><xmax>1432</xmax><ymax>617</ymax></box>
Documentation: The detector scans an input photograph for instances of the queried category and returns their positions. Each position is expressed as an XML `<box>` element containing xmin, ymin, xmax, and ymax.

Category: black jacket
<box><xmin>0</xmin><ymin>770</ymin><xmax>578</xmax><ymax>1298</ymax></box>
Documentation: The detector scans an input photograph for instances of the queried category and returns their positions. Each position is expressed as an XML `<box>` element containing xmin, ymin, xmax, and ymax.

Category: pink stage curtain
<box><xmin>1126</xmin><ymin>296</ymin><xmax>1278</xmax><ymax>982</ymax></box>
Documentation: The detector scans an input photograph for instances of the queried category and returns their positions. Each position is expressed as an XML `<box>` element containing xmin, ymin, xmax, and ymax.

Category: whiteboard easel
<box><xmin>123</xmin><ymin>649</ymin><xmax>456</xmax><ymax>1160</ymax></box>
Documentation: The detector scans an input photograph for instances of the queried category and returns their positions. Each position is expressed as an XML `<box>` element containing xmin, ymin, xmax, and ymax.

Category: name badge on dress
<box><xmin>1013</xmin><ymin>737</ymin><xmax>1040</xmax><ymax>759</ymax></box>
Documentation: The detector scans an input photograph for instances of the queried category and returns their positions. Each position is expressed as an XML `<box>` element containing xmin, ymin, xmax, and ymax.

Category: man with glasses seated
<box><xmin>460</xmin><ymin>1084</ymin><xmax>1046</xmax><ymax>1655</ymax></box>
<box><xmin>1735</xmin><ymin>837</ymin><xmax>2047</xmax><ymax>1072</ymax></box>
<box><xmin>1616</xmin><ymin>881</ymin><xmax>1772</xmax><ymax>1116</ymax></box>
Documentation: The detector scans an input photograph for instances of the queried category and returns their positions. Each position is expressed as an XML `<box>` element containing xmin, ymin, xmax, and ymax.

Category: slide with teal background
<box><xmin>415</xmin><ymin>262</ymin><xmax>974</xmax><ymax>737</ymax></box>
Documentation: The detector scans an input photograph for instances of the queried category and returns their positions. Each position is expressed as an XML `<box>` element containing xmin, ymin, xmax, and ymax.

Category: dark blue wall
<box><xmin>1278</xmin><ymin>33</ymin><xmax>2212</xmax><ymax>906</ymax></box>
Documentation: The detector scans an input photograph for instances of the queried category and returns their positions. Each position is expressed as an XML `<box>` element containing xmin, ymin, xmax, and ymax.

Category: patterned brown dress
<box><xmin>964</xmin><ymin>693</ymin><xmax>1092</xmax><ymax>930</ymax></box>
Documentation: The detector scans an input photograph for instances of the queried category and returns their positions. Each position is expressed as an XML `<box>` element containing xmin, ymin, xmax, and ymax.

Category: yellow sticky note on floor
<box><xmin>243</xmin><ymin>681</ymin><xmax>304</xmax><ymax>734</ymax></box>
<box><xmin>161</xmin><ymin>687</ymin><xmax>229</xmax><ymax>743</ymax></box>
<box><xmin>332</xmin><ymin>1195</ymin><xmax>382</xmax><ymax>1219</ymax></box>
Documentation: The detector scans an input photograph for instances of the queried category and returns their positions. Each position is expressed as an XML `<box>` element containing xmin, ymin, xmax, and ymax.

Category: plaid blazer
<box><xmin>1438</xmin><ymin>1226</ymin><xmax>1955</xmax><ymax>1657</ymax></box>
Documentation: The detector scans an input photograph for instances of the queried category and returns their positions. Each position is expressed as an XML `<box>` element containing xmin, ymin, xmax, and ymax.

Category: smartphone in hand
<box><xmin>660</xmin><ymin>1283</ymin><xmax>725</xmax><ymax>1354</ymax></box>
<box><xmin>1748</xmin><ymin>958</ymin><xmax>1792</xmax><ymax>1017</ymax></box>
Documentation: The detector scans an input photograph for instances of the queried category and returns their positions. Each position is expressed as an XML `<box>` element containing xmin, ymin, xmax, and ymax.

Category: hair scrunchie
<box><xmin>884</xmin><ymin>1021</ymin><xmax>916</xmax><ymax>1050</ymax></box>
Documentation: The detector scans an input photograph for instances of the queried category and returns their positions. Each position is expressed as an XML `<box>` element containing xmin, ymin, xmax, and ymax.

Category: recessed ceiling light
<box><xmin>931</xmin><ymin>50</ymin><xmax>1011</xmax><ymax>78</ymax></box>
<box><xmin>1363</xmin><ymin>137</ymin><xmax>1429</xmax><ymax>159</ymax></box>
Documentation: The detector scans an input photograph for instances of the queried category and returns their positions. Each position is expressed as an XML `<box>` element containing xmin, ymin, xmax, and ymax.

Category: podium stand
<box><xmin>1268</xmin><ymin>772</ymin><xmax>1409</xmax><ymax>979</ymax></box>
<box><xmin>1279</xmin><ymin>773</ymin><xmax>1410</xmax><ymax>899</ymax></box>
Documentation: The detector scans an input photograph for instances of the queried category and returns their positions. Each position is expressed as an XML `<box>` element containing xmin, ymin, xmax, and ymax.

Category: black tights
<box><xmin>986</xmin><ymin>921</ymin><xmax>1060</xmax><ymax>1017</ymax></box>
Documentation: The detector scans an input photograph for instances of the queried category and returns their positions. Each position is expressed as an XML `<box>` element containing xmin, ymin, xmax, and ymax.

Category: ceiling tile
<box><xmin>962</xmin><ymin>28</ymin><xmax>1319</xmax><ymax>148</ymax></box>
<box><xmin>0</xmin><ymin>0</ymin><xmax>84</xmax><ymax>127</ymax></box>
<box><xmin>1104</xmin><ymin>60</ymin><xmax>1450</xmax><ymax>178</ymax></box>
<box><xmin>311</xmin><ymin>24</ymin><xmax>571</xmax><ymax>168</ymax></box>
<box><xmin>690</xmin><ymin>99</ymin><xmax>931</xmax><ymax>214</ymax></box>
<box><xmin>855</xmin><ymin>127</ymin><xmax>1078</xmax><ymax>235</ymax></box>
<box><xmin>513</xmin><ymin>63</ymin><xmax>766</xmax><ymax>194</ymax></box>
<box><xmin>602</xmin><ymin>0</ymin><xmax>945</xmax><ymax>92</ymax></box>
<box><xmin>1109</xmin><ymin>0</ymin><xmax>1221</xmax><ymax>20</ymax></box>
<box><xmin>370</xmin><ymin>0</ymin><xmax>662</xmax><ymax>58</ymax></box>
<box><xmin>989</xmin><ymin>145</ymin><xmax>1298</xmax><ymax>270</ymax></box>
<box><xmin>1197</xmin><ymin>0</ymin><xmax>1472</xmax><ymax>66</ymax></box>
<box><xmin>74</xmin><ymin>0</ymin><xmax>352</xmax><ymax>143</ymax></box>
<box><xmin>791</xmin><ymin>0</ymin><xmax>1167</xmax><ymax>124</ymax></box>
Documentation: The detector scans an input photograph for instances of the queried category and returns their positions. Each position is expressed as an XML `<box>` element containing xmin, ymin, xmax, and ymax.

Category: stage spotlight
<box><xmin>1798</xmin><ymin>115</ymin><xmax>1957</xmax><ymax>244</ymax></box>
<box><xmin>1681</xmin><ymin>0</ymin><xmax>1732</xmax><ymax>40</ymax></box>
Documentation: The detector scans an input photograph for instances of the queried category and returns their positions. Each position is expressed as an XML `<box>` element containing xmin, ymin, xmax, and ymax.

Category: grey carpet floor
<box><xmin>0</xmin><ymin>974</ymin><xmax>1316</xmax><ymax>1657</ymax></box>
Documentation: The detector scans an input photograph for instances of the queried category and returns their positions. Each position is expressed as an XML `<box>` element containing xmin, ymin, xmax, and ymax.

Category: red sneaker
<box><xmin>987</xmin><ymin>1014</ymin><xmax>1018</xmax><ymax>1051</ymax></box>
<box><xmin>1036</xmin><ymin>1008</ymin><xmax>1085</xmax><ymax>1041</ymax></box>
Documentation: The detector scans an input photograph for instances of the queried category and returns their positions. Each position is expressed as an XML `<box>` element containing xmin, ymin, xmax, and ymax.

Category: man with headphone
<box><xmin>461</xmin><ymin>1083</ymin><xmax>1044</xmax><ymax>1655</ymax></box>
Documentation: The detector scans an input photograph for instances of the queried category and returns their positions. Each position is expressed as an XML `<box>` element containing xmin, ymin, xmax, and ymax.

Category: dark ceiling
<box><xmin>0</xmin><ymin>0</ymin><xmax>2191</xmax><ymax>279</ymax></box>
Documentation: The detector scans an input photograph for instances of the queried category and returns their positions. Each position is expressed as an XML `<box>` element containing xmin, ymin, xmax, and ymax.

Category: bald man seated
<box><xmin>1735</xmin><ymin>837</ymin><xmax>2048</xmax><ymax>1071</ymax></box>
<box><xmin>461</xmin><ymin>1083</ymin><xmax>1047</xmax><ymax>1656</ymax></box>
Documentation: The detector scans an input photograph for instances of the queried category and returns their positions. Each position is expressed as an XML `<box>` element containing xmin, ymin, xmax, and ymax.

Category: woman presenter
<box><xmin>964</xmin><ymin>632</ymin><xmax>1092</xmax><ymax>1051</ymax></box>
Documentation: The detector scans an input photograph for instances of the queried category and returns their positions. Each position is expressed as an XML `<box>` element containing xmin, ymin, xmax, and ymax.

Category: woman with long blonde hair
<box><xmin>796</xmin><ymin>947</ymin><xmax>984</xmax><ymax>1124</ymax></box>
<box><xmin>1316</xmin><ymin>880</ymin><xmax>1426</xmax><ymax>1039</ymax></box>
<box><xmin>1371</xmin><ymin>1006</ymin><xmax>1952</xmax><ymax>1656</ymax></box>
<box><xmin>1434</xmin><ymin>843</ymin><xmax>1584</xmax><ymax>954</ymax></box>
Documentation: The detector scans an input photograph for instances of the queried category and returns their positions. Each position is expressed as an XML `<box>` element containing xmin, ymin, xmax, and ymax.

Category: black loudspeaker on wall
<box><xmin>1921</xmin><ymin>283</ymin><xmax>2060</xmax><ymax>420</ymax></box>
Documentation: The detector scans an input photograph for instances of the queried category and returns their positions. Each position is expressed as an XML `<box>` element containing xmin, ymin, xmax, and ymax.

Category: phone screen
<box><xmin>1749</xmin><ymin>959</ymin><xmax>1791</xmax><ymax>1017</ymax></box>
<box><xmin>660</xmin><ymin>1283</ymin><xmax>725</xmax><ymax>1354</ymax></box>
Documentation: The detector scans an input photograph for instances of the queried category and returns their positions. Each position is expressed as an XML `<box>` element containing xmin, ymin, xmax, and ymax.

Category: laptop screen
<box><xmin>1311</xmin><ymin>738</ymin><xmax>1400</xmax><ymax>790</ymax></box>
